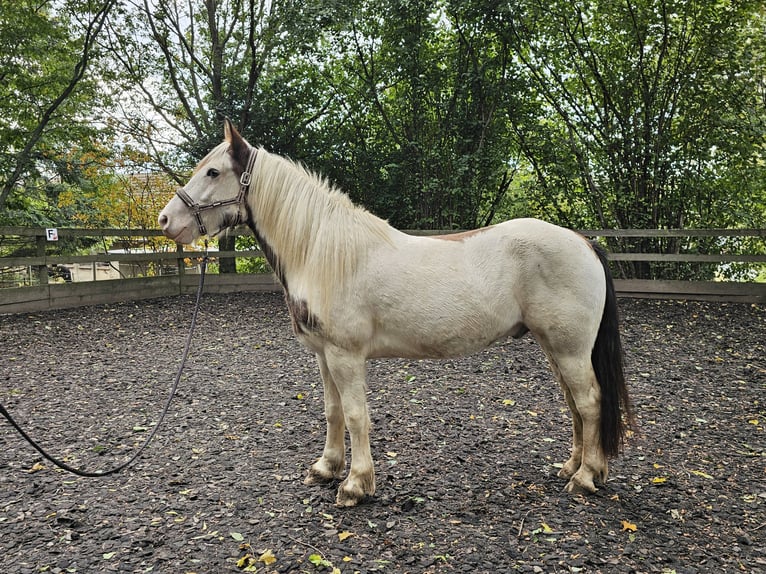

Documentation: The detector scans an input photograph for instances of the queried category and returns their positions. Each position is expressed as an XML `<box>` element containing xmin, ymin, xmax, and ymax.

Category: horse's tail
<box><xmin>590</xmin><ymin>242</ymin><xmax>633</xmax><ymax>458</ymax></box>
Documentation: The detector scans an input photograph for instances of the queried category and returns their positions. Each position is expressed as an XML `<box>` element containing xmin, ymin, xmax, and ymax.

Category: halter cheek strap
<box><xmin>175</xmin><ymin>147</ymin><xmax>258</xmax><ymax>237</ymax></box>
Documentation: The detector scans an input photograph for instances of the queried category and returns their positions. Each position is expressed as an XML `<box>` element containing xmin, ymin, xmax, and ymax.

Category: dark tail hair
<box><xmin>590</xmin><ymin>242</ymin><xmax>633</xmax><ymax>458</ymax></box>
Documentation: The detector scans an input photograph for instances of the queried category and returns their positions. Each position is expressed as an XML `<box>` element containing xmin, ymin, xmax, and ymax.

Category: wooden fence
<box><xmin>0</xmin><ymin>226</ymin><xmax>764</xmax><ymax>314</ymax></box>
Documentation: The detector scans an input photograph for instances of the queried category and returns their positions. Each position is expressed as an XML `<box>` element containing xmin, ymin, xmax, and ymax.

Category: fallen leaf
<box><xmin>651</xmin><ymin>476</ymin><xmax>667</xmax><ymax>484</ymax></box>
<box><xmin>691</xmin><ymin>470</ymin><xmax>714</xmax><ymax>479</ymax></box>
<box><xmin>258</xmin><ymin>549</ymin><xmax>277</xmax><ymax>565</ymax></box>
<box><xmin>230</xmin><ymin>532</ymin><xmax>244</xmax><ymax>542</ymax></box>
<box><xmin>621</xmin><ymin>520</ymin><xmax>637</xmax><ymax>532</ymax></box>
<box><xmin>28</xmin><ymin>462</ymin><xmax>45</xmax><ymax>474</ymax></box>
<box><xmin>502</xmin><ymin>399</ymin><xmax>516</xmax><ymax>406</ymax></box>
<box><xmin>338</xmin><ymin>530</ymin><xmax>355</xmax><ymax>541</ymax></box>
<box><xmin>309</xmin><ymin>554</ymin><xmax>331</xmax><ymax>567</ymax></box>
<box><xmin>236</xmin><ymin>555</ymin><xmax>254</xmax><ymax>569</ymax></box>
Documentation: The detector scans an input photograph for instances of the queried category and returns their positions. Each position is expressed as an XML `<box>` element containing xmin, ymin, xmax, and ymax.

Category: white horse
<box><xmin>159</xmin><ymin>120</ymin><xmax>633</xmax><ymax>506</ymax></box>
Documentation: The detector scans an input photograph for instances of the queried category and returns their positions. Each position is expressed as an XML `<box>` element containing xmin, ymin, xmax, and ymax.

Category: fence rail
<box><xmin>1</xmin><ymin>226</ymin><xmax>764</xmax><ymax>314</ymax></box>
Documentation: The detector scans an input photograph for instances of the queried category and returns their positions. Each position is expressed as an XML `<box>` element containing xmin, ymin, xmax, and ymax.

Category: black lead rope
<box><xmin>0</xmin><ymin>252</ymin><xmax>209</xmax><ymax>478</ymax></box>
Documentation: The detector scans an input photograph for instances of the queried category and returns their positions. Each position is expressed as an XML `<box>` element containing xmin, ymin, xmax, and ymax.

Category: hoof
<box><xmin>564</xmin><ymin>474</ymin><xmax>598</xmax><ymax>495</ymax></box>
<box><xmin>335</xmin><ymin>475</ymin><xmax>375</xmax><ymax>507</ymax></box>
<box><xmin>305</xmin><ymin>459</ymin><xmax>344</xmax><ymax>486</ymax></box>
<box><xmin>335</xmin><ymin>484</ymin><xmax>364</xmax><ymax>507</ymax></box>
<box><xmin>304</xmin><ymin>468</ymin><xmax>335</xmax><ymax>486</ymax></box>
<box><xmin>557</xmin><ymin>459</ymin><xmax>580</xmax><ymax>480</ymax></box>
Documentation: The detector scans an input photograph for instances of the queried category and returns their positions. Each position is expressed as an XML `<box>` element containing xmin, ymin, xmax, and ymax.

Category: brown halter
<box><xmin>175</xmin><ymin>147</ymin><xmax>258</xmax><ymax>236</ymax></box>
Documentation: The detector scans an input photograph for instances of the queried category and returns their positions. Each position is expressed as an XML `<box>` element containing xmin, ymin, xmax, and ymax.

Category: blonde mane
<box><xmin>247</xmin><ymin>148</ymin><xmax>392</xmax><ymax>312</ymax></box>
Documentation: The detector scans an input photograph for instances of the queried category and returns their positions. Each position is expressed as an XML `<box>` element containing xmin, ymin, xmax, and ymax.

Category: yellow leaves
<box><xmin>621</xmin><ymin>520</ymin><xmax>638</xmax><ymax>532</ymax></box>
<box><xmin>338</xmin><ymin>530</ymin><xmax>355</xmax><ymax>541</ymax></box>
<box><xmin>690</xmin><ymin>469</ymin><xmax>714</xmax><ymax>479</ymax></box>
<box><xmin>28</xmin><ymin>462</ymin><xmax>46</xmax><ymax>474</ymax></box>
<box><xmin>236</xmin><ymin>544</ymin><xmax>276</xmax><ymax>571</ymax></box>
<box><xmin>649</xmin><ymin>462</ymin><xmax>668</xmax><ymax>485</ymax></box>
<box><xmin>529</xmin><ymin>522</ymin><xmax>558</xmax><ymax>539</ymax></box>
<box><xmin>258</xmin><ymin>549</ymin><xmax>277</xmax><ymax>565</ymax></box>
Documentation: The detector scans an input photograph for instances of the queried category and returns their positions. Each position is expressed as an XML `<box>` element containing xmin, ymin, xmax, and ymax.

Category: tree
<box><xmin>500</xmin><ymin>0</ymin><xmax>766</xmax><ymax>277</ymax></box>
<box><xmin>0</xmin><ymin>0</ymin><xmax>118</xmax><ymax>221</ymax></box>
<box><xmin>102</xmin><ymin>0</ymin><xmax>337</xmax><ymax>270</ymax></box>
<box><xmin>313</xmin><ymin>0</ymin><xmax>523</xmax><ymax>229</ymax></box>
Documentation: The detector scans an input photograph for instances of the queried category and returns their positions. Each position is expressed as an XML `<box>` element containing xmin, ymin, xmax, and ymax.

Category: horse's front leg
<box><xmin>305</xmin><ymin>352</ymin><xmax>346</xmax><ymax>485</ymax></box>
<box><xmin>323</xmin><ymin>346</ymin><xmax>374</xmax><ymax>506</ymax></box>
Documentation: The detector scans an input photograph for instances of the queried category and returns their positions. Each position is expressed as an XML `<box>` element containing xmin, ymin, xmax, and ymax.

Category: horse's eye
<box><xmin>206</xmin><ymin>168</ymin><xmax>220</xmax><ymax>178</ymax></box>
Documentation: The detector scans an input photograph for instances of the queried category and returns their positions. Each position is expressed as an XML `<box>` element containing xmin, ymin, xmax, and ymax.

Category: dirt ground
<box><xmin>0</xmin><ymin>292</ymin><xmax>764</xmax><ymax>574</ymax></box>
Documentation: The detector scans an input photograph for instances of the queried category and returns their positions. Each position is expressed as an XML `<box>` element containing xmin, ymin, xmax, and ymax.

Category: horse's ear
<box><xmin>223</xmin><ymin>118</ymin><xmax>249</xmax><ymax>165</ymax></box>
<box><xmin>224</xmin><ymin>118</ymin><xmax>237</xmax><ymax>143</ymax></box>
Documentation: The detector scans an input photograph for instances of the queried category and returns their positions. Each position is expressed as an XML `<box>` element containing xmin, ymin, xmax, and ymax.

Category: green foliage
<box><xmin>305</xmin><ymin>0</ymin><xmax>524</xmax><ymax>229</ymax></box>
<box><xmin>498</xmin><ymin>0</ymin><xmax>766</xmax><ymax>278</ymax></box>
<box><xmin>234</xmin><ymin>235</ymin><xmax>273</xmax><ymax>274</ymax></box>
<box><xmin>0</xmin><ymin>0</ymin><xmax>117</xmax><ymax>226</ymax></box>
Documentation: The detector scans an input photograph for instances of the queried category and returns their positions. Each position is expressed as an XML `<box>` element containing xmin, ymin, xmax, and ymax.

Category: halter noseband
<box><xmin>175</xmin><ymin>147</ymin><xmax>258</xmax><ymax>237</ymax></box>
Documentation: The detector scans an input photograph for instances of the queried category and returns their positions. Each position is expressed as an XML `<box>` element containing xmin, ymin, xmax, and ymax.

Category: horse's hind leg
<box><xmin>554</xmin><ymin>353</ymin><xmax>609</xmax><ymax>493</ymax></box>
<box><xmin>558</xmin><ymin>383</ymin><xmax>584</xmax><ymax>480</ymax></box>
<box><xmin>305</xmin><ymin>352</ymin><xmax>347</xmax><ymax>485</ymax></box>
<box><xmin>539</xmin><ymin>347</ymin><xmax>586</xmax><ymax>480</ymax></box>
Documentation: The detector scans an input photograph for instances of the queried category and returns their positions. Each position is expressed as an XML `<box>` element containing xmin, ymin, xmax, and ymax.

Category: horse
<box><xmin>158</xmin><ymin>119</ymin><xmax>633</xmax><ymax>507</ymax></box>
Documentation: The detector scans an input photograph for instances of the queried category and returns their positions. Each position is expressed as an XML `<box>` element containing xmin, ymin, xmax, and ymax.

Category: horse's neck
<box><xmin>250</xmin><ymin>154</ymin><xmax>381</xmax><ymax>311</ymax></box>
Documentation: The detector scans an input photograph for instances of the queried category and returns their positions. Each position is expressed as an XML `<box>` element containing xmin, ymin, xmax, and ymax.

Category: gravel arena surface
<box><xmin>0</xmin><ymin>292</ymin><xmax>764</xmax><ymax>574</ymax></box>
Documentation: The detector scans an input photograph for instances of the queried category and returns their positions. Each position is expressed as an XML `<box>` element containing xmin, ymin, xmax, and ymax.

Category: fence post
<box><xmin>176</xmin><ymin>243</ymin><xmax>185</xmax><ymax>296</ymax></box>
<box><xmin>175</xmin><ymin>243</ymin><xmax>185</xmax><ymax>276</ymax></box>
<box><xmin>36</xmin><ymin>233</ymin><xmax>48</xmax><ymax>286</ymax></box>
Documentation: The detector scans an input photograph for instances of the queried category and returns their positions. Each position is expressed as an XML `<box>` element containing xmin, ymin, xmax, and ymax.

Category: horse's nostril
<box><xmin>158</xmin><ymin>213</ymin><xmax>168</xmax><ymax>227</ymax></box>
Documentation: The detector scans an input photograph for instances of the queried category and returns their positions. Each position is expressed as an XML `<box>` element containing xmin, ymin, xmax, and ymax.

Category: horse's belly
<box><xmin>368</xmin><ymin>317</ymin><xmax>518</xmax><ymax>360</ymax></box>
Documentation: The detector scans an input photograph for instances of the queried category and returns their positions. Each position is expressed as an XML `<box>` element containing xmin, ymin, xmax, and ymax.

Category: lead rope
<box><xmin>0</xmin><ymin>245</ymin><xmax>209</xmax><ymax>477</ymax></box>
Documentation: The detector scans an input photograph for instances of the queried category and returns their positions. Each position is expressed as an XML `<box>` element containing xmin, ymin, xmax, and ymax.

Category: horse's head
<box><xmin>158</xmin><ymin>119</ymin><xmax>256</xmax><ymax>244</ymax></box>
